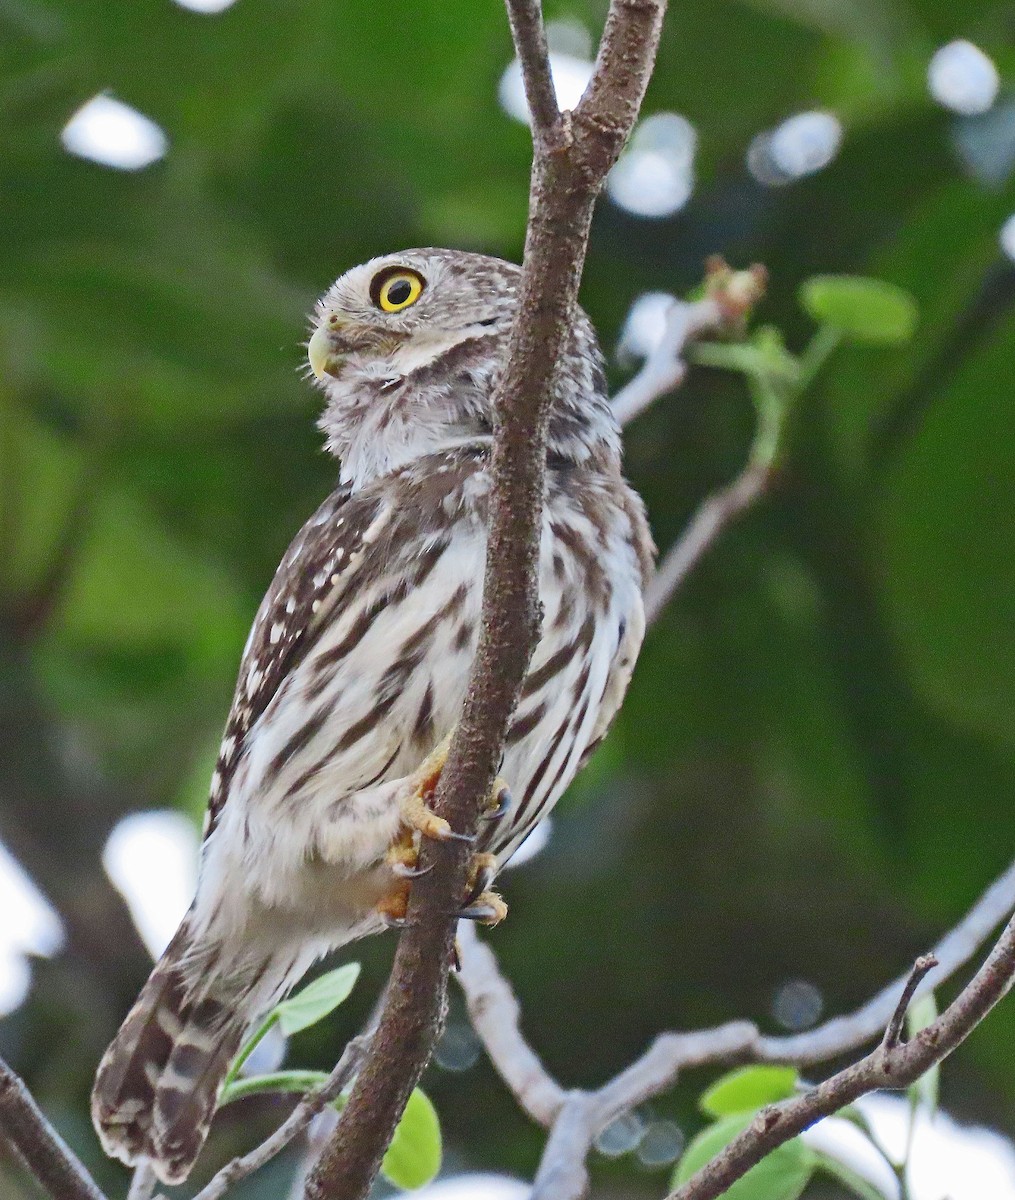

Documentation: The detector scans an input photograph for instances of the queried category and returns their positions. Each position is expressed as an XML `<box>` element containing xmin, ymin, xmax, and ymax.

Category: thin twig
<box><xmin>667</xmin><ymin>918</ymin><xmax>1015</xmax><ymax>1200</ymax></box>
<box><xmin>612</xmin><ymin>297</ymin><xmax>723</xmax><ymax>427</ymax></box>
<box><xmin>189</xmin><ymin>1030</ymin><xmax>371</xmax><ymax>1200</ymax></box>
<box><xmin>643</xmin><ymin>461</ymin><xmax>774</xmax><ymax>626</ymax></box>
<box><xmin>504</xmin><ymin>0</ymin><xmax>560</xmax><ymax>137</ymax></box>
<box><xmin>127</xmin><ymin>1162</ymin><xmax>157</xmax><ymax>1200</ymax></box>
<box><xmin>455</xmin><ymin>922</ymin><xmax>565</xmax><ymax>1127</ymax></box>
<box><xmin>883</xmin><ymin>955</ymin><xmax>938</xmax><ymax>1050</ymax></box>
<box><xmin>0</xmin><ymin>1055</ymin><xmax>108</xmax><ymax>1200</ymax></box>
<box><xmin>454</xmin><ymin>855</ymin><xmax>1015</xmax><ymax>1200</ymax></box>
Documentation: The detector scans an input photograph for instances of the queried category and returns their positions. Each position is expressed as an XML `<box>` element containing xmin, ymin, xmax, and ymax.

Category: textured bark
<box><xmin>303</xmin><ymin>4</ymin><xmax>667</xmax><ymax>1198</ymax></box>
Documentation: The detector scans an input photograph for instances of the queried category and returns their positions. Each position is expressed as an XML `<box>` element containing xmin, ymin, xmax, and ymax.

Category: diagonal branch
<box><xmin>0</xmin><ymin>1056</ymin><xmax>108</xmax><ymax>1200</ymax></box>
<box><xmin>302</xmin><ymin>3</ymin><xmax>668</xmax><ymax>1198</ymax></box>
<box><xmin>504</xmin><ymin>0</ymin><xmax>560</xmax><ymax>138</ymax></box>
<box><xmin>455</xmin><ymin>855</ymin><xmax>1015</xmax><ymax>1200</ymax></box>
<box><xmin>667</xmin><ymin>917</ymin><xmax>1015</xmax><ymax>1200</ymax></box>
<box><xmin>191</xmin><ymin>1028</ymin><xmax>372</xmax><ymax>1200</ymax></box>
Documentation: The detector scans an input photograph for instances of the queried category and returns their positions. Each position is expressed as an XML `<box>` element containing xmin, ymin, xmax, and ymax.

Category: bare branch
<box><xmin>455</xmin><ymin>921</ymin><xmax>565</xmax><ymax>1127</ymax></box>
<box><xmin>127</xmin><ymin>1162</ymin><xmax>157</xmax><ymax>1200</ymax></box>
<box><xmin>190</xmin><ymin>1029</ymin><xmax>371</xmax><ymax>1200</ymax></box>
<box><xmin>882</xmin><ymin>954</ymin><xmax>938</xmax><ymax>1050</ymax></box>
<box><xmin>667</xmin><ymin>917</ymin><xmax>1015</xmax><ymax>1200</ymax></box>
<box><xmin>611</xmin><ymin>298</ymin><xmax>723</xmax><ymax>427</ymax></box>
<box><xmin>504</xmin><ymin>0</ymin><xmax>559</xmax><ymax>138</ymax></box>
<box><xmin>643</xmin><ymin>461</ymin><xmax>774</xmax><ymax>627</ymax></box>
<box><xmin>0</xmin><ymin>1055</ymin><xmax>108</xmax><ymax>1200</ymax></box>
<box><xmin>454</xmin><ymin>855</ymin><xmax>1015</xmax><ymax>1200</ymax></box>
<box><xmin>303</xmin><ymin>4</ymin><xmax>667</xmax><ymax>1197</ymax></box>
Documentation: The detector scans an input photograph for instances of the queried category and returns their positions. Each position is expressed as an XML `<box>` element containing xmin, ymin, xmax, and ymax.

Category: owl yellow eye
<box><xmin>372</xmin><ymin>268</ymin><xmax>425</xmax><ymax>313</ymax></box>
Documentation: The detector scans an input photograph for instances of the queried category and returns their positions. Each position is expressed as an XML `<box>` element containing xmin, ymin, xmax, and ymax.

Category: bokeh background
<box><xmin>2</xmin><ymin>0</ymin><xmax>1015</xmax><ymax>1197</ymax></box>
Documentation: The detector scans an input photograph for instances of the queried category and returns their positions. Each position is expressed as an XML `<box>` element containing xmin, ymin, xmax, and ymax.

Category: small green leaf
<box><xmin>799</xmin><ymin>275</ymin><xmax>918</xmax><ymax>344</ymax></box>
<box><xmin>274</xmin><ymin>963</ymin><xmax>362</xmax><ymax>1037</ymax></box>
<box><xmin>906</xmin><ymin>991</ymin><xmax>940</xmax><ymax>1116</ymax></box>
<box><xmin>381</xmin><ymin>1087</ymin><xmax>442</xmax><ymax>1191</ymax></box>
<box><xmin>219</xmin><ymin>1069</ymin><xmax>330</xmax><ymax>1106</ymax></box>
<box><xmin>672</xmin><ymin>1114</ymin><xmax>816</xmax><ymax>1200</ymax></box>
<box><xmin>700</xmin><ymin>1066</ymin><xmax>799</xmax><ymax>1117</ymax></box>
<box><xmin>814</xmin><ymin>1152</ymin><xmax>895</xmax><ymax>1200</ymax></box>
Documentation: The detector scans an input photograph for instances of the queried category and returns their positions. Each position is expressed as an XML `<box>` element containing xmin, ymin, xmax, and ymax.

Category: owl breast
<box><xmin>197</xmin><ymin>449</ymin><xmax>647</xmax><ymax>939</ymax></box>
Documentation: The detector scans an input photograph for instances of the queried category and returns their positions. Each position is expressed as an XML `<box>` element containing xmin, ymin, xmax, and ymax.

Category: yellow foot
<box><xmin>377</xmin><ymin>738</ymin><xmax>513</xmax><ymax>928</ymax></box>
<box><xmin>377</xmin><ymin>877</ymin><xmax>411</xmax><ymax>926</ymax></box>
<box><xmin>459</xmin><ymin>890</ymin><xmax>509</xmax><ymax>926</ymax></box>
<box><xmin>458</xmin><ymin>852</ymin><xmax>508</xmax><ymax>926</ymax></box>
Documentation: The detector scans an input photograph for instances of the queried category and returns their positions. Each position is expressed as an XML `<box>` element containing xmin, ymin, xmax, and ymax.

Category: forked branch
<box><xmin>303</xmin><ymin>2</ymin><xmax>668</xmax><ymax>1197</ymax></box>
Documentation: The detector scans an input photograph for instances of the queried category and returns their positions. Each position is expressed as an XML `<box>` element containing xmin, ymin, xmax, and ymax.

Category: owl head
<box><xmin>307</xmin><ymin>249</ymin><xmax>620</xmax><ymax>489</ymax></box>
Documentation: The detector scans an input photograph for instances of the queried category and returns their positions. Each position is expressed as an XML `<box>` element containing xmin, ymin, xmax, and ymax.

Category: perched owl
<box><xmin>92</xmin><ymin>249</ymin><xmax>654</xmax><ymax>1184</ymax></box>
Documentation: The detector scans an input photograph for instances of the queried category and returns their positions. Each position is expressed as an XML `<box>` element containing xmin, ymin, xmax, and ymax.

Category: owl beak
<box><xmin>307</xmin><ymin>323</ymin><xmax>343</xmax><ymax>381</ymax></box>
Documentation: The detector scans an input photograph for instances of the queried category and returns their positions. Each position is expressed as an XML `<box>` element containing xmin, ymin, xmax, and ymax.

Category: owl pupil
<box><xmin>387</xmin><ymin>280</ymin><xmax>412</xmax><ymax>306</ymax></box>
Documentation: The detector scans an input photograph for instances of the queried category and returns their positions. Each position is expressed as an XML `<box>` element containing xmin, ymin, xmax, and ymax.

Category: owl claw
<box><xmin>480</xmin><ymin>781</ymin><xmax>512</xmax><ymax>822</ymax></box>
<box><xmin>390</xmin><ymin>859</ymin><xmax>436</xmax><ymax>880</ymax></box>
<box><xmin>463</xmin><ymin>852</ymin><xmax>498</xmax><ymax>907</ymax></box>
<box><xmin>458</xmin><ymin>892</ymin><xmax>508</xmax><ymax>926</ymax></box>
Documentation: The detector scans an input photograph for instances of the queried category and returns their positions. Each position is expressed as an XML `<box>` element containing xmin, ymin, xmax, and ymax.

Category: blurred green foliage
<box><xmin>1</xmin><ymin>0</ymin><xmax>1014</xmax><ymax>1196</ymax></box>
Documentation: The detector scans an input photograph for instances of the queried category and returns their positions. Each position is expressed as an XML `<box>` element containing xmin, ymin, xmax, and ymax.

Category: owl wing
<box><xmin>204</xmin><ymin>483</ymin><xmax>388</xmax><ymax>839</ymax></box>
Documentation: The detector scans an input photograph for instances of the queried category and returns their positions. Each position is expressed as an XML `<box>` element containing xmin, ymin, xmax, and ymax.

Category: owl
<box><xmin>91</xmin><ymin>249</ymin><xmax>654</xmax><ymax>1184</ymax></box>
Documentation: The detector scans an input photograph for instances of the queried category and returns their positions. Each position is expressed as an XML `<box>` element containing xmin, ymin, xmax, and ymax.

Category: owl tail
<box><xmin>91</xmin><ymin>921</ymin><xmax>286</xmax><ymax>1185</ymax></box>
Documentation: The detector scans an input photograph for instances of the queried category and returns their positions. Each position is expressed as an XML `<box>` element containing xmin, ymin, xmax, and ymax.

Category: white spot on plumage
<box><xmin>312</xmin><ymin>599</ymin><xmax>322</xmax><ymax>613</ymax></box>
<box><xmin>285</xmin><ymin>597</ymin><xmax>297</xmax><ymax>614</ymax></box>
<box><xmin>270</xmin><ymin>623</ymin><xmax>285</xmax><ymax>644</ymax></box>
<box><xmin>210</xmin><ymin>770</ymin><xmax>222</xmax><ymax>798</ymax></box>
<box><xmin>222</xmin><ymin>736</ymin><xmax>236</xmax><ymax>762</ymax></box>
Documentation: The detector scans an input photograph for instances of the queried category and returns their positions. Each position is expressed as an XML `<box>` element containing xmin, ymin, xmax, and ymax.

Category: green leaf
<box><xmin>381</xmin><ymin>1087</ymin><xmax>442</xmax><ymax>1191</ymax></box>
<box><xmin>814</xmin><ymin>1152</ymin><xmax>895</xmax><ymax>1200</ymax></box>
<box><xmin>799</xmin><ymin>275</ymin><xmax>918</xmax><ymax>344</ymax></box>
<box><xmin>672</xmin><ymin>1114</ymin><xmax>816</xmax><ymax>1200</ymax></box>
<box><xmin>273</xmin><ymin>963</ymin><xmax>362</xmax><ymax>1037</ymax></box>
<box><xmin>219</xmin><ymin>1069</ymin><xmax>330</xmax><ymax>1107</ymax></box>
<box><xmin>700</xmin><ymin>1066</ymin><xmax>800</xmax><ymax>1117</ymax></box>
<box><xmin>906</xmin><ymin>991</ymin><xmax>940</xmax><ymax>1116</ymax></box>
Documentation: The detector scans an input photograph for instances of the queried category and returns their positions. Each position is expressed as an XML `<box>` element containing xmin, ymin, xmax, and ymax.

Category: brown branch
<box><xmin>504</xmin><ymin>0</ymin><xmax>560</xmax><ymax>137</ymax></box>
<box><xmin>643</xmin><ymin>461</ymin><xmax>774</xmax><ymax>626</ymax></box>
<box><xmin>454</xmin><ymin>855</ymin><xmax>1015</xmax><ymax>1200</ymax></box>
<box><xmin>303</xmin><ymin>3</ymin><xmax>667</xmax><ymax>1198</ymax></box>
<box><xmin>667</xmin><ymin>918</ymin><xmax>1015</xmax><ymax>1200</ymax></box>
<box><xmin>190</xmin><ymin>1029</ymin><xmax>372</xmax><ymax>1200</ymax></box>
<box><xmin>0</xmin><ymin>1055</ymin><xmax>109</xmax><ymax>1200</ymax></box>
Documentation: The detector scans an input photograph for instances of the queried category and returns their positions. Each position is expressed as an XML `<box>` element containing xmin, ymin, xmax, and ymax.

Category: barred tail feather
<box><xmin>91</xmin><ymin>923</ymin><xmax>267</xmax><ymax>1185</ymax></box>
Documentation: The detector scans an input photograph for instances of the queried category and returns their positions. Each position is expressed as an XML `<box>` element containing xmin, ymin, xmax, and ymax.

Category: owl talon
<box><xmin>464</xmin><ymin>852</ymin><xmax>498</xmax><ymax>908</ymax></box>
<box><xmin>458</xmin><ymin>892</ymin><xmax>508</xmax><ymax>926</ymax></box>
<box><xmin>391</xmin><ymin>859</ymin><xmax>435</xmax><ymax>880</ymax></box>
<box><xmin>480</xmin><ymin>782</ymin><xmax>512</xmax><ymax>822</ymax></box>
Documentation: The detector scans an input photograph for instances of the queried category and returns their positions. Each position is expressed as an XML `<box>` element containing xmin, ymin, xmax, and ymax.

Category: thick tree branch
<box><xmin>667</xmin><ymin>918</ymin><xmax>1015</xmax><ymax>1200</ymax></box>
<box><xmin>303</xmin><ymin>3</ymin><xmax>667</xmax><ymax>1198</ymax></box>
<box><xmin>0</xmin><ymin>1056</ymin><xmax>108</xmax><ymax>1200</ymax></box>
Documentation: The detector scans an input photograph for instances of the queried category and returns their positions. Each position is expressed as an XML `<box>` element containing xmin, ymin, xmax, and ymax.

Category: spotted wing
<box><xmin>204</xmin><ymin>483</ymin><xmax>386</xmax><ymax>838</ymax></box>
